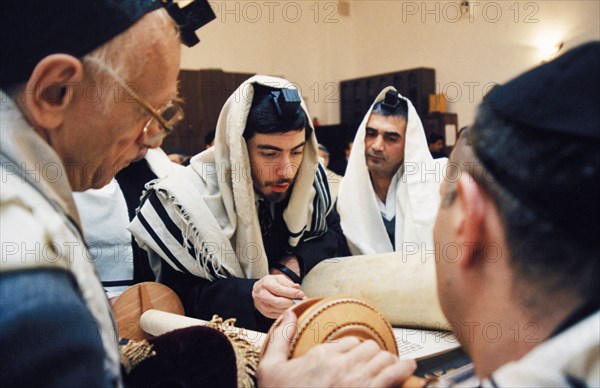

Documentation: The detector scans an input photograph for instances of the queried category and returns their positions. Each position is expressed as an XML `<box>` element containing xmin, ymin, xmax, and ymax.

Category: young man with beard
<box><xmin>130</xmin><ymin>77</ymin><xmax>349</xmax><ymax>332</ymax></box>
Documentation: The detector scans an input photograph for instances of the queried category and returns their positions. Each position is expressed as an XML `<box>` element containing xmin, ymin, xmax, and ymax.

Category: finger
<box><xmin>263</xmin><ymin>311</ymin><xmax>298</xmax><ymax>363</ymax></box>
<box><xmin>275</xmin><ymin>275</ymin><xmax>303</xmax><ymax>291</ymax></box>
<box><xmin>270</xmin><ymin>269</ymin><xmax>304</xmax><ymax>295</ymax></box>
<box><xmin>361</xmin><ymin>349</ymin><xmax>400</xmax><ymax>376</ymax></box>
<box><xmin>272</xmin><ymin>273</ymin><xmax>304</xmax><ymax>289</ymax></box>
<box><xmin>320</xmin><ymin>336</ymin><xmax>362</xmax><ymax>353</ymax></box>
<box><xmin>270</xmin><ymin>273</ymin><xmax>296</xmax><ymax>287</ymax></box>
<box><xmin>261</xmin><ymin>293</ymin><xmax>297</xmax><ymax>311</ymax></box>
<box><xmin>264</xmin><ymin>276</ymin><xmax>304</xmax><ymax>299</ymax></box>
<box><xmin>257</xmin><ymin>304</ymin><xmax>289</xmax><ymax>319</ymax></box>
<box><xmin>260</xmin><ymin>306</ymin><xmax>289</xmax><ymax>319</ymax></box>
<box><xmin>344</xmin><ymin>339</ymin><xmax>382</xmax><ymax>363</ymax></box>
<box><xmin>368</xmin><ymin>359</ymin><xmax>417</xmax><ymax>387</ymax></box>
<box><xmin>262</xmin><ymin>279</ymin><xmax>302</xmax><ymax>303</ymax></box>
<box><xmin>261</xmin><ymin>309</ymin><xmax>283</xmax><ymax>319</ymax></box>
<box><xmin>255</xmin><ymin>296</ymin><xmax>291</xmax><ymax>318</ymax></box>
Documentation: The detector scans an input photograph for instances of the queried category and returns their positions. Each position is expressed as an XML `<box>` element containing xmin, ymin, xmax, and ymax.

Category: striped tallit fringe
<box><xmin>119</xmin><ymin>339</ymin><xmax>156</xmax><ymax>374</ymax></box>
<box><xmin>206</xmin><ymin>315</ymin><xmax>260</xmax><ymax>388</ymax></box>
<box><xmin>295</xmin><ymin>163</ymin><xmax>333</xmax><ymax>244</ymax></box>
<box><xmin>139</xmin><ymin>181</ymin><xmax>233</xmax><ymax>281</ymax></box>
<box><xmin>172</xmin><ymin>197</ymin><xmax>233</xmax><ymax>281</ymax></box>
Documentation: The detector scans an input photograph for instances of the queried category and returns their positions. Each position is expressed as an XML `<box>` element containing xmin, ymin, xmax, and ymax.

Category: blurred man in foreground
<box><xmin>433</xmin><ymin>42</ymin><xmax>599</xmax><ymax>385</ymax></box>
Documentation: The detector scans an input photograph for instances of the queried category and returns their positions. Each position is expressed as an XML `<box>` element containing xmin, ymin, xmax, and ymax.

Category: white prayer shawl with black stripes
<box><xmin>128</xmin><ymin>75</ymin><xmax>333</xmax><ymax>281</ymax></box>
<box><xmin>337</xmin><ymin>87</ymin><xmax>447</xmax><ymax>255</ymax></box>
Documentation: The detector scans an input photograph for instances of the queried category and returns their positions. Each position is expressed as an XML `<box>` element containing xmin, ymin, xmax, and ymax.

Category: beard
<box><xmin>255</xmin><ymin>179</ymin><xmax>293</xmax><ymax>203</ymax></box>
<box><xmin>263</xmin><ymin>191</ymin><xmax>287</xmax><ymax>203</ymax></box>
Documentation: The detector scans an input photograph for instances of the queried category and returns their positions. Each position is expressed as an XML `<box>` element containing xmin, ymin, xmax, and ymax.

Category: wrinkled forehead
<box><xmin>366</xmin><ymin>113</ymin><xmax>407</xmax><ymax>135</ymax></box>
<box><xmin>130</xmin><ymin>13</ymin><xmax>181</xmax><ymax>102</ymax></box>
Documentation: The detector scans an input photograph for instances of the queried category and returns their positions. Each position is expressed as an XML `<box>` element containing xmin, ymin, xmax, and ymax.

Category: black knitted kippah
<box><xmin>486</xmin><ymin>42</ymin><xmax>600</xmax><ymax>141</ymax></box>
<box><xmin>0</xmin><ymin>0</ymin><xmax>215</xmax><ymax>89</ymax></box>
<box><xmin>475</xmin><ymin>42</ymin><xmax>600</xmax><ymax>249</ymax></box>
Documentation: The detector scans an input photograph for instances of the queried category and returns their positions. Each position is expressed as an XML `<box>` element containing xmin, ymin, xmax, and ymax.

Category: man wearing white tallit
<box><xmin>129</xmin><ymin>76</ymin><xmax>348</xmax><ymax>331</ymax></box>
<box><xmin>337</xmin><ymin>88</ymin><xmax>446</xmax><ymax>256</ymax></box>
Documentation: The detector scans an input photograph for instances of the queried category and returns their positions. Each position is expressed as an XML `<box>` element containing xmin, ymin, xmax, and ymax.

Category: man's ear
<box><xmin>21</xmin><ymin>54</ymin><xmax>84</xmax><ymax>130</ymax></box>
<box><xmin>455</xmin><ymin>172</ymin><xmax>486</xmax><ymax>268</ymax></box>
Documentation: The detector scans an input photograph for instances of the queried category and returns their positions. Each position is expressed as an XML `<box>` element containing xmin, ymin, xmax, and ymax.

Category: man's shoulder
<box><xmin>490</xmin><ymin>311</ymin><xmax>600</xmax><ymax>386</ymax></box>
<box><xmin>0</xmin><ymin>269</ymin><xmax>83</xmax><ymax>321</ymax></box>
<box><xmin>1</xmin><ymin>173</ymin><xmax>72</xmax><ymax>273</ymax></box>
<box><xmin>0</xmin><ymin>269</ymin><xmax>108</xmax><ymax>387</ymax></box>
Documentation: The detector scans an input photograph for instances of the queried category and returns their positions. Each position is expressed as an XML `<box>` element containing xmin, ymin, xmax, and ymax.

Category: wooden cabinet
<box><xmin>422</xmin><ymin>112</ymin><xmax>459</xmax><ymax>153</ymax></box>
<box><xmin>340</xmin><ymin>68</ymin><xmax>435</xmax><ymax>136</ymax></box>
<box><xmin>163</xmin><ymin>69</ymin><xmax>255</xmax><ymax>156</ymax></box>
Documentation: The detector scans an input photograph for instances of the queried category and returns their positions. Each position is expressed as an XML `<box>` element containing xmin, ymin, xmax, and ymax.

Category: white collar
<box><xmin>486</xmin><ymin>310</ymin><xmax>600</xmax><ymax>386</ymax></box>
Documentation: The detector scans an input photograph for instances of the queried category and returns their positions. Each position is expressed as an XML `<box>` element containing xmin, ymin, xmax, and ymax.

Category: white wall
<box><xmin>181</xmin><ymin>0</ymin><xmax>600</xmax><ymax>128</ymax></box>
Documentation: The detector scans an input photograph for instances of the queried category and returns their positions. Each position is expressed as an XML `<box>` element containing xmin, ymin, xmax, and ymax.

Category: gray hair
<box><xmin>82</xmin><ymin>9</ymin><xmax>178</xmax><ymax>115</ymax></box>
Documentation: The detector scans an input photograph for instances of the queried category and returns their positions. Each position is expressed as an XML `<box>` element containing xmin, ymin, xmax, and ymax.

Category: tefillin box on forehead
<box><xmin>381</xmin><ymin>90</ymin><xmax>408</xmax><ymax>118</ymax></box>
<box><xmin>162</xmin><ymin>0</ymin><xmax>216</xmax><ymax>47</ymax></box>
<box><xmin>271</xmin><ymin>89</ymin><xmax>302</xmax><ymax>118</ymax></box>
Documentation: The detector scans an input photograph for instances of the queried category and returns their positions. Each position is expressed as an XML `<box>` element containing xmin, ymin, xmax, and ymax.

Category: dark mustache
<box><xmin>266</xmin><ymin>179</ymin><xmax>293</xmax><ymax>186</ymax></box>
<box><xmin>366</xmin><ymin>152</ymin><xmax>386</xmax><ymax>160</ymax></box>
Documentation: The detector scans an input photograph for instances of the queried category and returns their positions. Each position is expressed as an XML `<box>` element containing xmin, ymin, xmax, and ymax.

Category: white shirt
<box><xmin>376</xmin><ymin>168</ymin><xmax>403</xmax><ymax>222</ymax></box>
<box><xmin>74</xmin><ymin>179</ymin><xmax>132</xmax><ymax>298</ymax></box>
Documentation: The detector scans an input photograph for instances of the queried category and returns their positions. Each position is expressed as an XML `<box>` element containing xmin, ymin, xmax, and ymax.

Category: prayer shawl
<box><xmin>0</xmin><ymin>92</ymin><xmax>121</xmax><ymax>385</ymax></box>
<box><xmin>337</xmin><ymin>87</ymin><xmax>447</xmax><ymax>255</ymax></box>
<box><xmin>129</xmin><ymin>75</ymin><xmax>333</xmax><ymax>281</ymax></box>
<box><xmin>146</xmin><ymin>147</ymin><xmax>182</xmax><ymax>179</ymax></box>
<box><xmin>484</xmin><ymin>311</ymin><xmax>599</xmax><ymax>386</ymax></box>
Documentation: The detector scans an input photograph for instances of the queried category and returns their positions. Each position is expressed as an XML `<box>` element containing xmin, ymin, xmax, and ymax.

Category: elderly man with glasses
<box><xmin>0</xmin><ymin>0</ymin><xmax>204</xmax><ymax>385</ymax></box>
<box><xmin>72</xmin><ymin>55</ymin><xmax>187</xmax><ymax>300</ymax></box>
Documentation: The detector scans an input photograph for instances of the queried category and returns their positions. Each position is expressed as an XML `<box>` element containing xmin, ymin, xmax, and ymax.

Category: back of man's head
<box><xmin>459</xmin><ymin>42</ymin><xmax>600</xmax><ymax>308</ymax></box>
<box><xmin>243</xmin><ymin>84</ymin><xmax>310</xmax><ymax>140</ymax></box>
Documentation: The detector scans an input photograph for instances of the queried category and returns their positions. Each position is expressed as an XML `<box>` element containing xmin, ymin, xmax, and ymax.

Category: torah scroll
<box><xmin>140</xmin><ymin>309</ymin><xmax>267</xmax><ymax>347</ymax></box>
<box><xmin>302</xmin><ymin>252</ymin><xmax>450</xmax><ymax>330</ymax></box>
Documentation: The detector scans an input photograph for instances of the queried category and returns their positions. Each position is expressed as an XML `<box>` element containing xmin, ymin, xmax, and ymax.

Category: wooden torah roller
<box><xmin>112</xmin><ymin>282</ymin><xmax>185</xmax><ymax>340</ymax></box>
<box><xmin>261</xmin><ymin>297</ymin><xmax>398</xmax><ymax>359</ymax></box>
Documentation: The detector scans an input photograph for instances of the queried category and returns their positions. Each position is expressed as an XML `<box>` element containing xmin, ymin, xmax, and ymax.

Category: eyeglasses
<box><xmin>119</xmin><ymin>81</ymin><xmax>184</xmax><ymax>146</ymax></box>
<box><xmin>84</xmin><ymin>56</ymin><xmax>184</xmax><ymax>147</ymax></box>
